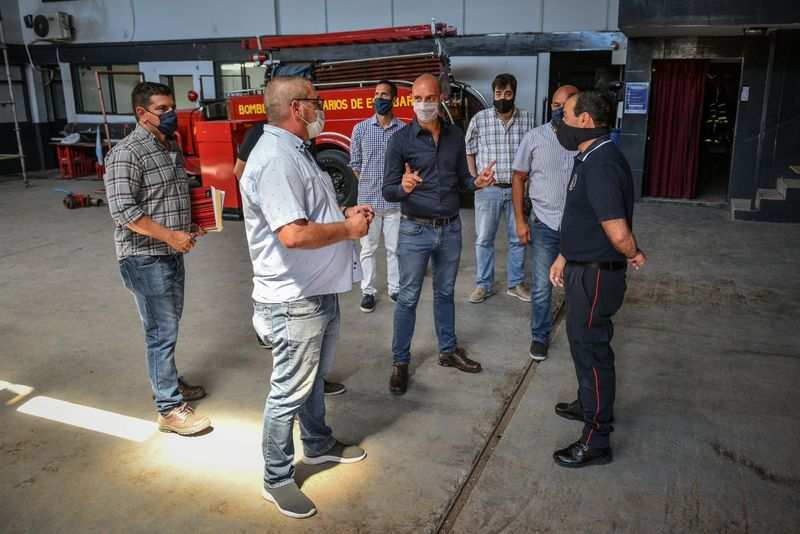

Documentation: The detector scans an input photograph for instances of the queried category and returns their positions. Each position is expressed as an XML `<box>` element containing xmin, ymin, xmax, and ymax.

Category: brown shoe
<box><xmin>178</xmin><ymin>377</ymin><xmax>206</xmax><ymax>401</ymax></box>
<box><xmin>157</xmin><ymin>403</ymin><xmax>211</xmax><ymax>435</ymax></box>
<box><xmin>389</xmin><ymin>364</ymin><xmax>409</xmax><ymax>395</ymax></box>
<box><xmin>439</xmin><ymin>347</ymin><xmax>482</xmax><ymax>373</ymax></box>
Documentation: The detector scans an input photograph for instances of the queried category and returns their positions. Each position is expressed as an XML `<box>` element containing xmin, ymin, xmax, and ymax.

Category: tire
<box><xmin>316</xmin><ymin>149</ymin><xmax>357</xmax><ymax>207</ymax></box>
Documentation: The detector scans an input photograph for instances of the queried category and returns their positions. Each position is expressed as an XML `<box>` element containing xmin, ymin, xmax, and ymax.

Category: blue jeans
<box><xmin>474</xmin><ymin>186</ymin><xmax>526</xmax><ymax>291</ymax></box>
<box><xmin>254</xmin><ymin>294</ymin><xmax>338</xmax><ymax>488</ymax></box>
<box><xmin>392</xmin><ymin>217</ymin><xmax>462</xmax><ymax>364</ymax></box>
<box><xmin>119</xmin><ymin>254</ymin><xmax>185</xmax><ymax>414</ymax></box>
<box><xmin>530</xmin><ymin>219</ymin><xmax>561</xmax><ymax>343</ymax></box>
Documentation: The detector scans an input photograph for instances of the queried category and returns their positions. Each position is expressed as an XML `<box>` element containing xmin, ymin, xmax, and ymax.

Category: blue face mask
<box><xmin>146</xmin><ymin>108</ymin><xmax>178</xmax><ymax>137</ymax></box>
<box><xmin>374</xmin><ymin>97</ymin><xmax>393</xmax><ymax>116</ymax></box>
<box><xmin>551</xmin><ymin>107</ymin><xmax>564</xmax><ymax>123</ymax></box>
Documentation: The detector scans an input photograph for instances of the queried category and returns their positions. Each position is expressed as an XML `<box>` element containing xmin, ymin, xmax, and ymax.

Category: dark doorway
<box><xmin>644</xmin><ymin>59</ymin><xmax>741</xmax><ymax>201</ymax></box>
<box><xmin>549</xmin><ymin>51</ymin><xmax>622</xmax><ymax>122</ymax></box>
<box><xmin>696</xmin><ymin>61</ymin><xmax>740</xmax><ymax>201</ymax></box>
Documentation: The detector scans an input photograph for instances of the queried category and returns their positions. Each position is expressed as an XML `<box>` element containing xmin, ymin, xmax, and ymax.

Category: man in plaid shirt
<box><xmin>465</xmin><ymin>73</ymin><xmax>535</xmax><ymax>305</ymax></box>
<box><xmin>104</xmin><ymin>81</ymin><xmax>211</xmax><ymax>436</ymax></box>
<box><xmin>349</xmin><ymin>80</ymin><xmax>405</xmax><ymax>313</ymax></box>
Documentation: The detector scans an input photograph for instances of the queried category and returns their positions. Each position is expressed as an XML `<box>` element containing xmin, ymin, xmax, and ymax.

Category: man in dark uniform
<box><xmin>549</xmin><ymin>91</ymin><xmax>646</xmax><ymax>467</ymax></box>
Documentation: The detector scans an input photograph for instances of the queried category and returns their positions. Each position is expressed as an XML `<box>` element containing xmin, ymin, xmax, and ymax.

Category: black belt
<box><xmin>402</xmin><ymin>214</ymin><xmax>459</xmax><ymax>226</ymax></box>
<box><xmin>493</xmin><ymin>182</ymin><xmax>512</xmax><ymax>189</ymax></box>
<box><xmin>568</xmin><ymin>260</ymin><xmax>627</xmax><ymax>272</ymax></box>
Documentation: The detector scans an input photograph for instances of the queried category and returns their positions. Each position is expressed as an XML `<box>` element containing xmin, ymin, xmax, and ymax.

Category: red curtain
<box><xmin>645</xmin><ymin>60</ymin><xmax>709</xmax><ymax>199</ymax></box>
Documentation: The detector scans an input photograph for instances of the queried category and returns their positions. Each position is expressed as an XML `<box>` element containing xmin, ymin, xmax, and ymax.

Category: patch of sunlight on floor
<box><xmin>0</xmin><ymin>380</ymin><xmax>34</xmax><ymax>405</ymax></box>
<box><xmin>16</xmin><ymin>396</ymin><xmax>158</xmax><ymax>442</ymax></box>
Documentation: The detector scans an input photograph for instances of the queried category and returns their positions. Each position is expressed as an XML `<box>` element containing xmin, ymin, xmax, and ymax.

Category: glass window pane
<box><xmin>51</xmin><ymin>82</ymin><xmax>67</xmax><ymax>120</ymax></box>
<box><xmin>243</xmin><ymin>62</ymin><xmax>265</xmax><ymax>90</ymax></box>
<box><xmin>76</xmin><ymin>66</ymin><xmax>109</xmax><ymax>113</ymax></box>
<box><xmin>0</xmin><ymin>84</ymin><xmax>28</xmax><ymax>122</ymax></box>
<box><xmin>113</xmin><ymin>73</ymin><xmax>140</xmax><ymax>114</ymax></box>
<box><xmin>220</xmin><ymin>63</ymin><xmax>244</xmax><ymax>96</ymax></box>
<box><xmin>111</xmin><ymin>65</ymin><xmax>139</xmax><ymax>75</ymax></box>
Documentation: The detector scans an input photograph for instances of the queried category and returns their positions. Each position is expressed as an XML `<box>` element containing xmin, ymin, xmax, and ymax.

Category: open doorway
<box><xmin>696</xmin><ymin>61</ymin><xmax>740</xmax><ymax>201</ymax></box>
<box><xmin>644</xmin><ymin>59</ymin><xmax>741</xmax><ymax>201</ymax></box>
<box><xmin>549</xmin><ymin>51</ymin><xmax>622</xmax><ymax>121</ymax></box>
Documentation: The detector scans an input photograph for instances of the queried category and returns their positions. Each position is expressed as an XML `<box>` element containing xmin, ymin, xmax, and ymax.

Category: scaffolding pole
<box><xmin>0</xmin><ymin>9</ymin><xmax>28</xmax><ymax>187</ymax></box>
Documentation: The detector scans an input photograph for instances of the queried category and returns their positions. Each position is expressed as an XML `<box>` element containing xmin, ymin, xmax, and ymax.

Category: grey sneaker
<box><xmin>530</xmin><ymin>340</ymin><xmax>549</xmax><ymax>361</ymax></box>
<box><xmin>262</xmin><ymin>481</ymin><xmax>316</xmax><ymax>519</ymax></box>
<box><xmin>506</xmin><ymin>283</ymin><xmax>532</xmax><ymax>302</ymax></box>
<box><xmin>469</xmin><ymin>287</ymin><xmax>492</xmax><ymax>303</ymax></box>
<box><xmin>302</xmin><ymin>440</ymin><xmax>367</xmax><ymax>465</ymax></box>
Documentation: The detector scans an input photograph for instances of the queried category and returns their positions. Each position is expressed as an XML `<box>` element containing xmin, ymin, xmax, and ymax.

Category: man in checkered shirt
<box><xmin>465</xmin><ymin>73</ymin><xmax>535</xmax><ymax>305</ymax></box>
<box><xmin>349</xmin><ymin>80</ymin><xmax>406</xmax><ymax>313</ymax></box>
<box><xmin>104</xmin><ymin>81</ymin><xmax>211</xmax><ymax>436</ymax></box>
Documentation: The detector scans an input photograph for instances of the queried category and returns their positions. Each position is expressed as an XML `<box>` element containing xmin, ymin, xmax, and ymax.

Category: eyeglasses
<box><xmin>294</xmin><ymin>97</ymin><xmax>324</xmax><ymax>109</ymax></box>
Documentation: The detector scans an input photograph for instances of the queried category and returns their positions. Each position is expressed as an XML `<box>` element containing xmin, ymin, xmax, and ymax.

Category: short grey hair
<box><xmin>264</xmin><ymin>76</ymin><xmax>312</xmax><ymax>124</ymax></box>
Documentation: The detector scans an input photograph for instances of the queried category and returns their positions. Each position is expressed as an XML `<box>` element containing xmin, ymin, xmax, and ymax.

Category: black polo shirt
<box><xmin>383</xmin><ymin>118</ymin><xmax>476</xmax><ymax>219</ymax></box>
<box><xmin>560</xmin><ymin>136</ymin><xmax>634</xmax><ymax>262</ymax></box>
<box><xmin>237</xmin><ymin>121</ymin><xmax>267</xmax><ymax>161</ymax></box>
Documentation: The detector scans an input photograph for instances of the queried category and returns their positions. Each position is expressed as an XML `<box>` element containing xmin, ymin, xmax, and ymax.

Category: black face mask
<box><xmin>552</xmin><ymin>116</ymin><xmax>608</xmax><ymax>151</ymax></box>
<box><xmin>493</xmin><ymin>98</ymin><xmax>514</xmax><ymax>114</ymax></box>
<box><xmin>146</xmin><ymin>109</ymin><xmax>178</xmax><ymax>137</ymax></box>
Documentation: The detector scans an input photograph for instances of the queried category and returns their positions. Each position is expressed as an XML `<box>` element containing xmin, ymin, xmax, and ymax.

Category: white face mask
<box><xmin>413</xmin><ymin>101</ymin><xmax>440</xmax><ymax>123</ymax></box>
<box><xmin>301</xmin><ymin>108</ymin><xmax>325</xmax><ymax>139</ymax></box>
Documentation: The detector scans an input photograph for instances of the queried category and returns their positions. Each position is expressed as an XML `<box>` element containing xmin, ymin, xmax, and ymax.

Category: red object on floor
<box><xmin>56</xmin><ymin>145</ymin><xmax>99</xmax><ymax>179</ymax></box>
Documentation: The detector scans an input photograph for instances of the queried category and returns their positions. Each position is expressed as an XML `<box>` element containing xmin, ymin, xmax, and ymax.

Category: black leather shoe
<box><xmin>553</xmin><ymin>440</ymin><xmax>612</xmax><ymax>468</ymax></box>
<box><xmin>555</xmin><ymin>399</ymin><xmax>584</xmax><ymax>422</ymax></box>
<box><xmin>389</xmin><ymin>364</ymin><xmax>408</xmax><ymax>395</ymax></box>
<box><xmin>439</xmin><ymin>347</ymin><xmax>482</xmax><ymax>373</ymax></box>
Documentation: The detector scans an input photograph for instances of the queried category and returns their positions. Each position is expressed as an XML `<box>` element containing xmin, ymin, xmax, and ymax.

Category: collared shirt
<box><xmin>383</xmin><ymin>119</ymin><xmax>475</xmax><ymax>219</ymax></box>
<box><xmin>103</xmin><ymin>124</ymin><xmax>191</xmax><ymax>260</ymax></box>
<box><xmin>239</xmin><ymin>124</ymin><xmax>357</xmax><ymax>304</ymax></box>
<box><xmin>560</xmin><ymin>136</ymin><xmax>634</xmax><ymax>262</ymax></box>
<box><xmin>350</xmin><ymin>114</ymin><xmax>404</xmax><ymax>211</ymax></box>
<box><xmin>465</xmin><ymin>107</ymin><xmax>535</xmax><ymax>184</ymax></box>
<box><xmin>511</xmin><ymin>121</ymin><xmax>579</xmax><ymax>231</ymax></box>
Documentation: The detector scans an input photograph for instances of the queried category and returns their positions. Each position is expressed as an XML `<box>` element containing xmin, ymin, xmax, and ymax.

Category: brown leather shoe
<box><xmin>389</xmin><ymin>364</ymin><xmax>409</xmax><ymax>395</ymax></box>
<box><xmin>439</xmin><ymin>347</ymin><xmax>482</xmax><ymax>373</ymax></box>
<box><xmin>178</xmin><ymin>377</ymin><xmax>206</xmax><ymax>401</ymax></box>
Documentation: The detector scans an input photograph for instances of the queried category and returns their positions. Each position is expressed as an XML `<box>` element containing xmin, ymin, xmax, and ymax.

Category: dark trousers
<box><xmin>564</xmin><ymin>263</ymin><xmax>626</xmax><ymax>449</ymax></box>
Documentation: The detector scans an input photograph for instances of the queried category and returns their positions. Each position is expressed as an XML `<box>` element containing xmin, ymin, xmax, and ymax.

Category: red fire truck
<box><xmin>173</xmin><ymin>23</ymin><xmax>487</xmax><ymax>216</ymax></box>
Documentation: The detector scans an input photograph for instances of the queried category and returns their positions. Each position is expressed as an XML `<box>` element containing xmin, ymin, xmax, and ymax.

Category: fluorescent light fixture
<box><xmin>17</xmin><ymin>396</ymin><xmax>158</xmax><ymax>443</ymax></box>
<box><xmin>743</xmin><ymin>27</ymin><xmax>768</xmax><ymax>36</ymax></box>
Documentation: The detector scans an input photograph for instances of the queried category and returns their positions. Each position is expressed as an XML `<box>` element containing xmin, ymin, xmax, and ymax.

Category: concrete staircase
<box><xmin>732</xmin><ymin>167</ymin><xmax>800</xmax><ymax>222</ymax></box>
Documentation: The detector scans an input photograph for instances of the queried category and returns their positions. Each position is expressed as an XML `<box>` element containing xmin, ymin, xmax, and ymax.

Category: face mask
<box><xmin>374</xmin><ymin>97</ymin><xmax>393</xmax><ymax>116</ymax></box>
<box><xmin>493</xmin><ymin>98</ymin><xmax>514</xmax><ymax>114</ymax></box>
<box><xmin>413</xmin><ymin>101</ymin><xmax>440</xmax><ymax>123</ymax></box>
<box><xmin>553</xmin><ymin>115</ymin><xmax>608</xmax><ymax>151</ymax></box>
<box><xmin>147</xmin><ymin>109</ymin><xmax>178</xmax><ymax>137</ymax></box>
<box><xmin>551</xmin><ymin>107</ymin><xmax>564</xmax><ymax>123</ymax></box>
<box><xmin>301</xmin><ymin>108</ymin><xmax>325</xmax><ymax>139</ymax></box>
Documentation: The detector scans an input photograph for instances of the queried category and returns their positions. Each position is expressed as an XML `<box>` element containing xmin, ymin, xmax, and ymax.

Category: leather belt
<box><xmin>402</xmin><ymin>214</ymin><xmax>459</xmax><ymax>226</ymax></box>
<box><xmin>568</xmin><ymin>260</ymin><xmax>627</xmax><ymax>271</ymax></box>
<box><xmin>493</xmin><ymin>182</ymin><xmax>512</xmax><ymax>189</ymax></box>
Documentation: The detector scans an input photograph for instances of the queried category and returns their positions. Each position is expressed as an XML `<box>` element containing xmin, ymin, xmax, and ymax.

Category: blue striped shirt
<box><xmin>511</xmin><ymin>122</ymin><xmax>579</xmax><ymax>231</ymax></box>
<box><xmin>350</xmin><ymin>115</ymin><xmax>404</xmax><ymax>211</ymax></box>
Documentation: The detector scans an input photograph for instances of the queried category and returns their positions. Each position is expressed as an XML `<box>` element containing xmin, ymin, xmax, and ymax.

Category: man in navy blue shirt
<box><xmin>383</xmin><ymin>73</ymin><xmax>496</xmax><ymax>395</ymax></box>
<box><xmin>548</xmin><ymin>91</ymin><xmax>647</xmax><ymax>468</ymax></box>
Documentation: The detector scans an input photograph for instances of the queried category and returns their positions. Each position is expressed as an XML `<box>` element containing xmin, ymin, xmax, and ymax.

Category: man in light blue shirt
<box><xmin>512</xmin><ymin>85</ymin><xmax>578</xmax><ymax>362</ymax></box>
<box><xmin>240</xmin><ymin>76</ymin><xmax>373</xmax><ymax>519</ymax></box>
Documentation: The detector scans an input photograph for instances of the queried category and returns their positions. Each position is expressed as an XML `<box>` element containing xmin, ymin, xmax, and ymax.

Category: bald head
<box><xmin>552</xmin><ymin>85</ymin><xmax>578</xmax><ymax>110</ymax></box>
<box><xmin>265</xmin><ymin>76</ymin><xmax>313</xmax><ymax>124</ymax></box>
<box><xmin>412</xmin><ymin>73</ymin><xmax>441</xmax><ymax>100</ymax></box>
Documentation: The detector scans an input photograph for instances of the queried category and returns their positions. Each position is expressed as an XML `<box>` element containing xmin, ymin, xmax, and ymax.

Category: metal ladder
<box><xmin>0</xmin><ymin>9</ymin><xmax>28</xmax><ymax>187</ymax></box>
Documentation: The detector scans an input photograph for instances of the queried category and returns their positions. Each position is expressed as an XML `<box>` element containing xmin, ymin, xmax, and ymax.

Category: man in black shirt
<box><xmin>549</xmin><ymin>91</ymin><xmax>647</xmax><ymax>468</ymax></box>
<box><xmin>383</xmin><ymin>73</ymin><xmax>496</xmax><ymax>394</ymax></box>
<box><xmin>234</xmin><ymin>121</ymin><xmax>267</xmax><ymax>180</ymax></box>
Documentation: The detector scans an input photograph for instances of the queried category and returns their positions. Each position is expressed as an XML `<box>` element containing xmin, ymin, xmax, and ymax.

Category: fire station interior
<box><xmin>1</xmin><ymin>1</ymin><xmax>799</xmax><ymax>533</ymax></box>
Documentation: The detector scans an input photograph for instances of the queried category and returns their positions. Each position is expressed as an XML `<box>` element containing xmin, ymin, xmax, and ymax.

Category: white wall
<box><xmin>15</xmin><ymin>0</ymin><xmax>619</xmax><ymax>44</ymax></box>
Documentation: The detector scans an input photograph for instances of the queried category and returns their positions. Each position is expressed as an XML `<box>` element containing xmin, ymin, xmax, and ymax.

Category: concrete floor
<box><xmin>1</xmin><ymin>178</ymin><xmax>798</xmax><ymax>533</ymax></box>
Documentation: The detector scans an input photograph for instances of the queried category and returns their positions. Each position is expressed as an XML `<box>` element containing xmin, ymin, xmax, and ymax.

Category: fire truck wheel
<box><xmin>316</xmin><ymin>149</ymin><xmax>357</xmax><ymax>207</ymax></box>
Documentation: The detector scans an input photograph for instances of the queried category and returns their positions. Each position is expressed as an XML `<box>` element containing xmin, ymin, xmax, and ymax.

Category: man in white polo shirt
<box><xmin>239</xmin><ymin>76</ymin><xmax>372</xmax><ymax>519</ymax></box>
